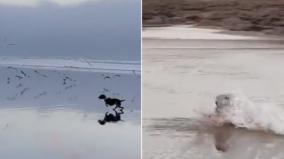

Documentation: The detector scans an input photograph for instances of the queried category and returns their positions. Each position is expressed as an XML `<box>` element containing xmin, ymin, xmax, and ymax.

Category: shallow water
<box><xmin>144</xmin><ymin>118</ymin><xmax>284</xmax><ymax>159</ymax></box>
<box><xmin>0</xmin><ymin>62</ymin><xmax>141</xmax><ymax>158</ymax></box>
<box><xmin>143</xmin><ymin>26</ymin><xmax>284</xmax><ymax>159</ymax></box>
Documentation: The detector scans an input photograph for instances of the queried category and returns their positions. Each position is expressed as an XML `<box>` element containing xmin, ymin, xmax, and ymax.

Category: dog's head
<box><xmin>215</xmin><ymin>94</ymin><xmax>233</xmax><ymax>114</ymax></box>
<box><xmin>98</xmin><ymin>94</ymin><xmax>106</xmax><ymax>100</ymax></box>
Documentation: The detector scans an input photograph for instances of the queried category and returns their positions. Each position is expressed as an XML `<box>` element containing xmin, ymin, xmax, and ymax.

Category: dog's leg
<box><xmin>116</xmin><ymin>102</ymin><xmax>124</xmax><ymax>109</ymax></box>
<box><xmin>115</xmin><ymin>105</ymin><xmax>124</xmax><ymax>112</ymax></box>
<box><xmin>113</xmin><ymin>106</ymin><xmax>124</xmax><ymax>114</ymax></box>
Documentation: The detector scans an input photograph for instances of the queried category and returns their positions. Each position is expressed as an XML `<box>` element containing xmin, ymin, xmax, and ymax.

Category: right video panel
<box><xmin>143</xmin><ymin>0</ymin><xmax>284</xmax><ymax>158</ymax></box>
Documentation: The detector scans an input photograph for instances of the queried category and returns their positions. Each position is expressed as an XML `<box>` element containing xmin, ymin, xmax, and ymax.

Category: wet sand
<box><xmin>143</xmin><ymin>26</ymin><xmax>284</xmax><ymax>159</ymax></box>
<box><xmin>144</xmin><ymin>118</ymin><xmax>284</xmax><ymax>159</ymax></box>
<box><xmin>0</xmin><ymin>59</ymin><xmax>141</xmax><ymax>159</ymax></box>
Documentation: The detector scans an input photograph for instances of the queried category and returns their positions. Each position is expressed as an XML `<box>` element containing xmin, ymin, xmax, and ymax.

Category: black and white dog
<box><xmin>98</xmin><ymin>94</ymin><xmax>125</xmax><ymax>110</ymax></box>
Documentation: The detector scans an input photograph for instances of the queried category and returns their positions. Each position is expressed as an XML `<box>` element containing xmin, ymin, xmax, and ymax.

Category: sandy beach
<box><xmin>143</xmin><ymin>26</ymin><xmax>284</xmax><ymax>159</ymax></box>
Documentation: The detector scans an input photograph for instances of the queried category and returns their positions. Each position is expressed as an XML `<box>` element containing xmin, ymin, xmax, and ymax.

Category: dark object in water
<box><xmin>7</xmin><ymin>77</ymin><xmax>10</xmax><ymax>84</ymax></box>
<box><xmin>98</xmin><ymin>110</ymin><xmax>123</xmax><ymax>125</ymax></box>
<box><xmin>34</xmin><ymin>70</ymin><xmax>48</xmax><ymax>78</ymax></box>
<box><xmin>98</xmin><ymin>94</ymin><xmax>125</xmax><ymax>110</ymax></box>
<box><xmin>102</xmin><ymin>74</ymin><xmax>111</xmax><ymax>79</ymax></box>
<box><xmin>15</xmin><ymin>75</ymin><xmax>23</xmax><ymax>80</ymax></box>
<box><xmin>20</xmin><ymin>88</ymin><xmax>29</xmax><ymax>95</ymax></box>
<box><xmin>215</xmin><ymin>143</ymin><xmax>228</xmax><ymax>152</ymax></box>
<box><xmin>114</xmin><ymin>74</ymin><xmax>121</xmax><ymax>77</ymax></box>
<box><xmin>20</xmin><ymin>70</ymin><xmax>27</xmax><ymax>77</ymax></box>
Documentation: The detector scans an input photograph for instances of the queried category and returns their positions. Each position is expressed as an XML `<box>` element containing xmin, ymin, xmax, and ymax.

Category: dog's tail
<box><xmin>120</xmin><ymin>99</ymin><xmax>126</xmax><ymax>102</ymax></box>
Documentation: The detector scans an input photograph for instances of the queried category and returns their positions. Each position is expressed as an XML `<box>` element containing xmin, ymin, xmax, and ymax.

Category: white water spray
<box><xmin>205</xmin><ymin>93</ymin><xmax>284</xmax><ymax>135</ymax></box>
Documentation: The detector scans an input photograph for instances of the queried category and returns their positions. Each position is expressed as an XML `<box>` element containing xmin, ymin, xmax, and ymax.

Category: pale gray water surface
<box><xmin>143</xmin><ymin>26</ymin><xmax>284</xmax><ymax>159</ymax></box>
<box><xmin>0</xmin><ymin>63</ymin><xmax>140</xmax><ymax>159</ymax></box>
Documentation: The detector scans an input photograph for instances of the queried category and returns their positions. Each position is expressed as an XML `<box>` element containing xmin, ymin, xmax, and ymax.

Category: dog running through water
<box><xmin>98</xmin><ymin>94</ymin><xmax>125</xmax><ymax>110</ymax></box>
<box><xmin>215</xmin><ymin>94</ymin><xmax>233</xmax><ymax>114</ymax></box>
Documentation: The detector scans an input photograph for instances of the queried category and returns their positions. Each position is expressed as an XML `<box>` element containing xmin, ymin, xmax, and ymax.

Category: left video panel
<box><xmin>0</xmin><ymin>0</ymin><xmax>141</xmax><ymax>158</ymax></box>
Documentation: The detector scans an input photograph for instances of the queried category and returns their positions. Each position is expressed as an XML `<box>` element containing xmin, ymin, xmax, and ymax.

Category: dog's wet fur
<box><xmin>98</xmin><ymin>94</ymin><xmax>125</xmax><ymax>110</ymax></box>
<box><xmin>98</xmin><ymin>110</ymin><xmax>123</xmax><ymax>125</ymax></box>
<box><xmin>215</xmin><ymin>94</ymin><xmax>233</xmax><ymax>114</ymax></box>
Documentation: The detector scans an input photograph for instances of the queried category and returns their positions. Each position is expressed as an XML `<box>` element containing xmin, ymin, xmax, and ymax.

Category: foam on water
<box><xmin>201</xmin><ymin>92</ymin><xmax>284</xmax><ymax>135</ymax></box>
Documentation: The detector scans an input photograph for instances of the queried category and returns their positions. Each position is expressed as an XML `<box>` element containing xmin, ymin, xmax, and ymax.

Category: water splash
<box><xmin>202</xmin><ymin>92</ymin><xmax>284</xmax><ymax>135</ymax></box>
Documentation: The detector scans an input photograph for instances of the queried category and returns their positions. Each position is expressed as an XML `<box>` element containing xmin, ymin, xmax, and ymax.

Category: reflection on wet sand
<box><xmin>214</xmin><ymin>123</ymin><xmax>234</xmax><ymax>152</ymax></box>
<box><xmin>98</xmin><ymin>110</ymin><xmax>124</xmax><ymax>125</ymax></box>
<box><xmin>0</xmin><ymin>108</ymin><xmax>140</xmax><ymax>159</ymax></box>
<box><xmin>144</xmin><ymin>118</ymin><xmax>284</xmax><ymax>159</ymax></box>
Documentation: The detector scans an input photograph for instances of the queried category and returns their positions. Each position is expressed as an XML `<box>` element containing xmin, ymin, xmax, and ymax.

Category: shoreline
<box><xmin>143</xmin><ymin>25</ymin><xmax>284</xmax><ymax>41</ymax></box>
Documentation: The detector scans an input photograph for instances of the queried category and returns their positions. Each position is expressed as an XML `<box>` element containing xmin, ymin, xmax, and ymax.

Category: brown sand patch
<box><xmin>143</xmin><ymin>0</ymin><xmax>284</xmax><ymax>35</ymax></box>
